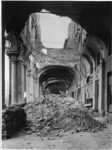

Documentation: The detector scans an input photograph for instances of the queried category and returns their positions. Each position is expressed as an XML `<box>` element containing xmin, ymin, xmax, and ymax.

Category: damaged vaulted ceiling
<box><xmin>2</xmin><ymin>1</ymin><xmax>112</xmax><ymax>45</ymax></box>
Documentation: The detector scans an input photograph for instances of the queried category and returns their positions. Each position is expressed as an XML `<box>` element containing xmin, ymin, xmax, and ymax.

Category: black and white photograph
<box><xmin>1</xmin><ymin>0</ymin><xmax>112</xmax><ymax>149</ymax></box>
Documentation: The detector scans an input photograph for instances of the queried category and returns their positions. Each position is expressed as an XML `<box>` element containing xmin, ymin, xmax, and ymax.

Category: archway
<box><xmin>39</xmin><ymin>65</ymin><xmax>75</xmax><ymax>95</ymax></box>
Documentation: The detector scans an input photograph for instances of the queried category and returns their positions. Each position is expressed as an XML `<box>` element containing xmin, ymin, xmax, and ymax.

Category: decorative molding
<box><xmin>10</xmin><ymin>55</ymin><xmax>18</xmax><ymax>62</ymax></box>
<box><xmin>6</xmin><ymin>31</ymin><xmax>18</xmax><ymax>55</ymax></box>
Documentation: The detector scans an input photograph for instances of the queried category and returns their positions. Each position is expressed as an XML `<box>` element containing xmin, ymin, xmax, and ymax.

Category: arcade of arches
<box><xmin>2</xmin><ymin>1</ymin><xmax>112</xmax><ymax>115</ymax></box>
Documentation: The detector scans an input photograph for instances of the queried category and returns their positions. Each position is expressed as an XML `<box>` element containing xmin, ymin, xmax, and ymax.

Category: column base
<box><xmin>2</xmin><ymin>104</ymin><xmax>6</xmax><ymax>109</ymax></box>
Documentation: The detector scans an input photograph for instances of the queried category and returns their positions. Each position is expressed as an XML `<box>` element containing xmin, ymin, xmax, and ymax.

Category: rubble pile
<box><xmin>2</xmin><ymin>104</ymin><xmax>26</xmax><ymax>139</ymax></box>
<box><xmin>24</xmin><ymin>94</ymin><xmax>106</xmax><ymax>136</ymax></box>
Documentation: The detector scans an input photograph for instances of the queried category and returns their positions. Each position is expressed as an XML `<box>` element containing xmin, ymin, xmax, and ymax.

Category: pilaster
<box><xmin>81</xmin><ymin>79</ymin><xmax>86</xmax><ymax>104</ymax></box>
<box><xmin>29</xmin><ymin>73</ymin><xmax>34</xmax><ymax>102</ymax></box>
<box><xmin>92</xmin><ymin>69</ymin><xmax>96</xmax><ymax>110</ymax></box>
<box><xmin>24</xmin><ymin>64</ymin><xmax>27</xmax><ymax>103</ymax></box>
<box><xmin>33</xmin><ymin>76</ymin><xmax>36</xmax><ymax>99</ymax></box>
<box><xmin>17</xmin><ymin>60</ymin><xmax>25</xmax><ymax>104</ymax></box>
<box><xmin>26</xmin><ymin>70</ymin><xmax>30</xmax><ymax>103</ymax></box>
<box><xmin>98</xmin><ymin>60</ymin><xmax>105</xmax><ymax>115</ymax></box>
<box><xmin>37</xmin><ymin>78</ymin><xmax>40</xmax><ymax>98</ymax></box>
<box><xmin>2</xmin><ymin>36</ymin><xmax>6</xmax><ymax>109</ymax></box>
<box><xmin>26</xmin><ymin>66</ymin><xmax>34</xmax><ymax>102</ymax></box>
<box><xmin>10</xmin><ymin>55</ymin><xmax>18</xmax><ymax>105</ymax></box>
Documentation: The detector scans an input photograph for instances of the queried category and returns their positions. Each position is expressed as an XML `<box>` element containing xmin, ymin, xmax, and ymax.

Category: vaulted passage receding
<box><xmin>39</xmin><ymin>65</ymin><xmax>75</xmax><ymax>94</ymax></box>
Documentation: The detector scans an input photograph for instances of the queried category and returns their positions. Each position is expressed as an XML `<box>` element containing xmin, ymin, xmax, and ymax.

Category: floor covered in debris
<box><xmin>2</xmin><ymin>121</ymin><xmax>112</xmax><ymax>149</ymax></box>
<box><xmin>2</xmin><ymin>94</ymin><xmax>112</xmax><ymax>149</ymax></box>
<box><xmin>2</xmin><ymin>117</ymin><xmax>112</xmax><ymax>149</ymax></box>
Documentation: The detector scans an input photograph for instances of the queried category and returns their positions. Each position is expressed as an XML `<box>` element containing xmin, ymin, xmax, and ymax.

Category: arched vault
<box><xmin>84</xmin><ymin>35</ymin><xmax>108</xmax><ymax>59</ymax></box>
<box><xmin>39</xmin><ymin>65</ymin><xmax>75</xmax><ymax>94</ymax></box>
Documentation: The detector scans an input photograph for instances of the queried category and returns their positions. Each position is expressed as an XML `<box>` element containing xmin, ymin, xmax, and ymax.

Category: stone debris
<box><xmin>24</xmin><ymin>94</ymin><xmax>106</xmax><ymax>136</ymax></box>
<box><xmin>2</xmin><ymin>104</ymin><xmax>26</xmax><ymax>139</ymax></box>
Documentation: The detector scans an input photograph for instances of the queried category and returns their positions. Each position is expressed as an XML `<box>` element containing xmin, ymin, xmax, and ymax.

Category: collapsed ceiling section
<box><xmin>28</xmin><ymin>10</ymin><xmax>83</xmax><ymax>70</ymax></box>
<box><xmin>39</xmin><ymin>65</ymin><xmax>75</xmax><ymax>94</ymax></box>
<box><xmin>23</xmin><ymin>9</ymin><xmax>87</xmax><ymax>95</ymax></box>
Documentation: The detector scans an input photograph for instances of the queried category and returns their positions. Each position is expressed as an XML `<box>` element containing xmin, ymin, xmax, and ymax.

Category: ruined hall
<box><xmin>1</xmin><ymin>1</ymin><xmax>112</xmax><ymax>149</ymax></box>
<box><xmin>2</xmin><ymin>1</ymin><xmax>112</xmax><ymax>114</ymax></box>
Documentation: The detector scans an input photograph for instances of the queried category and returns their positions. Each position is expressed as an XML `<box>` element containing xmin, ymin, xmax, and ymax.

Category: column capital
<box><xmin>10</xmin><ymin>55</ymin><xmax>18</xmax><ymax>62</ymax></box>
<box><xmin>6</xmin><ymin>31</ymin><xmax>18</xmax><ymax>56</ymax></box>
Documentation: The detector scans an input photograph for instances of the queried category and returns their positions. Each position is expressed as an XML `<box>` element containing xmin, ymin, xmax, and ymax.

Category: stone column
<box><xmin>34</xmin><ymin>78</ymin><xmax>38</xmax><ymax>99</ymax></box>
<box><xmin>34</xmin><ymin>78</ymin><xmax>37</xmax><ymax>99</ymax></box>
<box><xmin>2</xmin><ymin>36</ymin><xmax>6</xmax><ymax>109</ymax></box>
<box><xmin>17</xmin><ymin>60</ymin><xmax>25</xmax><ymax>104</ymax></box>
<box><xmin>102</xmin><ymin>60</ymin><xmax>105</xmax><ymax>114</ymax></box>
<box><xmin>29</xmin><ymin>73</ymin><xmax>34</xmax><ymax>102</ymax></box>
<box><xmin>26</xmin><ymin>70</ymin><xmax>30</xmax><ymax>103</ymax></box>
<box><xmin>26</xmin><ymin>60</ymin><xmax>34</xmax><ymax>103</ymax></box>
<box><xmin>98</xmin><ymin>60</ymin><xmax>105</xmax><ymax>115</ymax></box>
<box><xmin>80</xmin><ymin>78</ymin><xmax>85</xmax><ymax>103</ymax></box>
<box><xmin>37</xmin><ymin>78</ymin><xmax>40</xmax><ymax>98</ymax></box>
<box><xmin>24</xmin><ymin>65</ymin><xmax>27</xmax><ymax>103</ymax></box>
<box><xmin>26</xmin><ymin>70</ymin><xmax>34</xmax><ymax>102</ymax></box>
<box><xmin>39</xmin><ymin>84</ymin><xmax>42</xmax><ymax>96</ymax></box>
<box><xmin>82</xmin><ymin>85</ymin><xmax>85</xmax><ymax>104</ymax></box>
<box><xmin>9</xmin><ymin>60</ymin><xmax>11</xmax><ymax>105</ymax></box>
<box><xmin>33</xmin><ymin>77</ymin><xmax>35</xmax><ymax>99</ymax></box>
<box><xmin>10</xmin><ymin>55</ymin><xmax>18</xmax><ymax>105</ymax></box>
<box><xmin>92</xmin><ymin>70</ymin><xmax>96</xmax><ymax>110</ymax></box>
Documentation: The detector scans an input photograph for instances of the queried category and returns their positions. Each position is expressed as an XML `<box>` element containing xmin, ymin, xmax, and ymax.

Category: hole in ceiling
<box><xmin>22</xmin><ymin>10</ymin><xmax>87</xmax><ymax>95</ymax></box>
<box><xmin>39</xmin><ymin>9</ymin><xmax>71</xmax><ymax>48</ymax></box>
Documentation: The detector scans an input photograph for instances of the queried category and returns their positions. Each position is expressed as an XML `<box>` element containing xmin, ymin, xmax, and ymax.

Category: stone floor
<box><xmin>2</xmin><ymin>117</ymin><xmax>112</xmax><ymax>150</ymax></box>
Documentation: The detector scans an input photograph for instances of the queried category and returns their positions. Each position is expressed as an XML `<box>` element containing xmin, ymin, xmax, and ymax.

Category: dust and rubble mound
<box><xmin>24</xmin><ymin>94</ymin><xmax>106</xmax><ymax>136</ymax></box>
